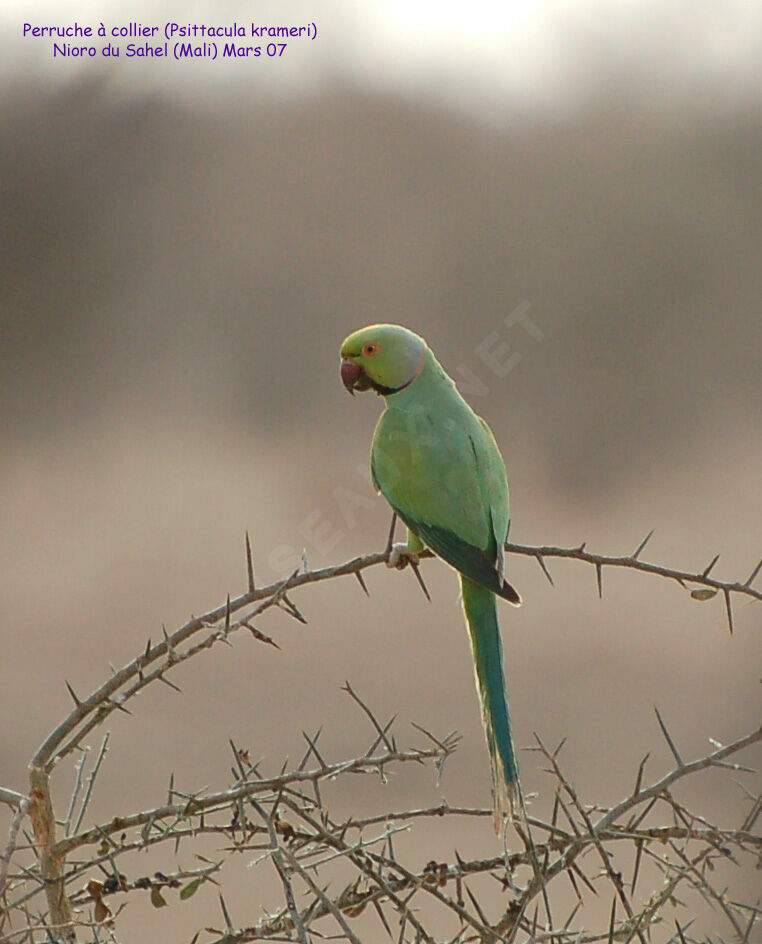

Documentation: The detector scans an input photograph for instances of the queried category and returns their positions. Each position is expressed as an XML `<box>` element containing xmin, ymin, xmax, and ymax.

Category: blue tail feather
<box><xmin>460</xmin><ymin>575</ymin><xmax>518</xmax><ymax>830</ymax></box>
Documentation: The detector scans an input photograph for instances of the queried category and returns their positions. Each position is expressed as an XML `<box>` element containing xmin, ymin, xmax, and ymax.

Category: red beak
<box><xmin>341</xmin><ymin>359</ymin><xmax>362</xmax><ymax>394</ymax></box>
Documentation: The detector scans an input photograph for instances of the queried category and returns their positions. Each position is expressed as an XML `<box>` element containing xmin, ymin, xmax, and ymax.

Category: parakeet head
<box><xmin>340</xmin><ymin>324</ymin><xmax>426</xmax><ymax>396</ymax></box>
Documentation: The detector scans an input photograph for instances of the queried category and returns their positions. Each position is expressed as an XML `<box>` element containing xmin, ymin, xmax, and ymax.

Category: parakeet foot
<box><xmin>386</xmin><ymin>543</ymin><xmax>420</xmax><ymax>570</ymax></box>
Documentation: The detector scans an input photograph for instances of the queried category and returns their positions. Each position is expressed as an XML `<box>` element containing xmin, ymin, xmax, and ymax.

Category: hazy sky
<box><xmin>4</xmin><ymin>0</ymin><xmax>762</xmax><ymax>112</ymax></box>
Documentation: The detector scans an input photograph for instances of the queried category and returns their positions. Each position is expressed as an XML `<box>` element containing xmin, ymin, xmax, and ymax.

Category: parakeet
<box><xmin>340</xmin><ymin>323</ymin><xmax>521</xmax><ymax>830</ymax></box>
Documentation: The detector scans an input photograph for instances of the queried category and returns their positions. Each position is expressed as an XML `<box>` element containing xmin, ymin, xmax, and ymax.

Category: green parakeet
<box><xmin>340</xmin><ymin>323</ymin><xmax>521</xmax><ymax>829</ymax></box>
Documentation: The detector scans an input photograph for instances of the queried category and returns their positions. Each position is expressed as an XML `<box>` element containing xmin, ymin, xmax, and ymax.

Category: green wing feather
<box><xmin>371</xmin><ymin>388</ymin><xmax>519</xmax><ymax>603</ymax></box>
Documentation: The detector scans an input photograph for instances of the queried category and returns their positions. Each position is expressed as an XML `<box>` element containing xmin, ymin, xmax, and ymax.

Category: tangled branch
<box><xmin>0</xmin><ymin>526</ymin><xmax>759</xmax><ymax>943</ymax></box>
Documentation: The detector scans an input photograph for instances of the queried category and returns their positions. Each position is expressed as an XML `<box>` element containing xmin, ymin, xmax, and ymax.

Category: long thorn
<box><xmin>279</xmin><ymin>595</ymin><xmax>308</xmax><ymax>624</ymax></box>
<box><xmin>354</xmin><ymin>569</ymin><xmax>370</xmax><ymax>596</ymax></box>
<box><xmin>219</xmin><ymin>892</ymin><xmax>234</xmax><ymax>930</ymax></box>
<box><xmin>158</xmin><ymin>674</ymin><xmax>183</xmax><ymax>694</ymax></box>
<box><xmin>245</xmin><ymin>531</ymin><xmax>255</xmax><ymax>592</ymax></box>
<box><xmin>162</xmin><ymin>623</ymin><xmax>176</xmax><ymax>661</ymax></box>
<box><xmin>724</xmin><ymin>588</ymin><xmax>734</xmax><ymax>635</ymax></box>
<box><xmin>607</xmin><ymin>896</ymin><xmax>617</xmax><ymax>944</ymax></box>
<box><xmin>410</xmin><ymin>560</ymin><xmax>432</xmax><ymax>602</ymax></box>
<box><xmin>343</xmin><ymin>681</ymin><xmax>395</xmax><ymax>752</ymax></box>
<box><xmin>631</xmin><ymin>837</ymin><xmax>644</xmax><ymax>894</ymax></box>
<box><xmin>632</xmin><ymin>529</ymin><xmax>654</xmax><ymax>560</ymax></box>
<box><xmin>241</xmin><ymin>621</ymin><xmax>281</xmax><ymax>649</ymax></box>
<box><xmin>631</xmin><ymin>753</ymin><xmax>650</xmax><ymax>797</ymax></box>
<box><xmin>535</xmin><ymin>553</ymin><xmax>555</xmax><ymax>586</ymax></box>
<box><xmin>702</xmin><ymin>553</ymin><xmax>720</xmax><ymax>578</ymax></box>
<box><xmin>744</xmin><ymin>556</ymin><xmax>762</xmax><ymax>588</ymax></box>
<box><xmin>654</xmin><ymin>706</ymin><xmax>683</xmax><ymax>766</ymax></box>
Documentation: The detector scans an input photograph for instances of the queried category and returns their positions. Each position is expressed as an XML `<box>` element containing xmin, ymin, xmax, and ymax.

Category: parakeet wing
<box><xmin>371</xmin><ymin>402</ymin><xmax>518</xmax><ymax>603</ymax></box>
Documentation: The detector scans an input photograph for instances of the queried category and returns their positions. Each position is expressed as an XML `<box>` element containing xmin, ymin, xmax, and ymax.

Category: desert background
<box><xmin>1</xmin><ymin>1</ymin><xmax>761</xmax><ymax>940</ymax></box>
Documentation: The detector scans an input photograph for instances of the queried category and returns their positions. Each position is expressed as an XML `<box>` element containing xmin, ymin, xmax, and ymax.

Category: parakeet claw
<box><xmin>387</xmin><ymin>543</ymin><xmax>419</xmax><ymax>570</ymax></box>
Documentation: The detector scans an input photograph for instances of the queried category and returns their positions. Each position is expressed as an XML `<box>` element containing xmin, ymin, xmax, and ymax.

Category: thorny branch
<box><xmin>12</xmin><ymin>530</ymin><xmax>761</xmax><ymax>781</ymax></box>
<box><xmin>1</xmin><ymin>530</ymin><xmax>759</xmax><ymax>943</ymax></box>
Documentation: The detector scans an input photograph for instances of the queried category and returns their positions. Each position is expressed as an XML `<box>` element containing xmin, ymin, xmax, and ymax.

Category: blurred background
<box><xmin>1</xmin><ymin>0</ymin><xmax>761</xmax><ymax>939</ymax></box>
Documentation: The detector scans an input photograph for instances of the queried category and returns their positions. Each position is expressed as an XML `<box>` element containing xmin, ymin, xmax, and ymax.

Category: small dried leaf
<box><xmin>94</xmin><ymin>898</ymin><xmax>112</xmax><ymax>923</ymax></box>
<box><xmin>691</xmin><ymin>588</ymin><xmax>717</xmax><ymax>601</ymax></box>
<box><xmin>150</xmin><ymin>885</ymin><xmax>169</xmax><ymax>908</ymax></box>
<box><xmin>181</xmin><ymin>877</ymin><xmax>204</xmax><ymax>900</ymax></box>
<box><xmin>274</xmin><ymin>814</ymin><xmax>295</xmax><ymax>841</ymax></box>
<box><xmin>343</xmin><ymin>902</ymin><xmax>367</xmax><ymax>918</ymax></box>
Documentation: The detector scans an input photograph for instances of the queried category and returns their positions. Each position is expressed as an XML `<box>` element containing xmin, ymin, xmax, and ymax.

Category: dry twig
<box><xmin>1</xmin><ymin>533</ymin><xmax>759</xmax><ymax>943</ymax></box>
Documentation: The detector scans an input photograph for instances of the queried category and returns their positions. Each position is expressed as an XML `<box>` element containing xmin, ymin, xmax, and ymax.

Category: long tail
<box><xmin>460</xmin><ymin>575</ymin><xmax>519</xmax><ymax>832</ymax></box>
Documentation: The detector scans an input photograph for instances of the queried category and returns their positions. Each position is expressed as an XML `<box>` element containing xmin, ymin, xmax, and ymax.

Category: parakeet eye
<box><xmin>363</xmin><ymin>342</ymin><xmax>379</xmax><ymax>356</ymax></box>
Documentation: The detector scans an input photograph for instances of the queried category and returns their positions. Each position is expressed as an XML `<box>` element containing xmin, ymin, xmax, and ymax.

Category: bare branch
<box><xmin>5</xmin><ymin>533</ymin><xmax>759</xmax><ymax>944</ymax></box>
<box><xmin>506</xmin><ymin>539</ymin><xmax>762</xmax><ymax>605</ymax></box>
